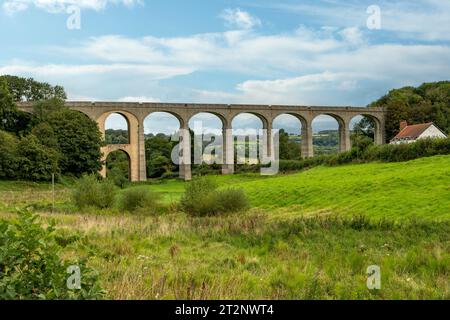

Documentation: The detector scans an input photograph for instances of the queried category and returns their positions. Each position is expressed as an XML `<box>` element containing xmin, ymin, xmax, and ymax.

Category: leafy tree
<box><xmin>278</xmin><ymin>129</ymin><xmax>301</xmax><ymax>160</ymax></box>
<box><xmin>0</xmin><ymin>79</ymin><xmax>18</xmax><ymax>132</ymax></box>
<box><xmin>0</xmin><ymin>130</ymin><xmax>19</xmax><ymax>179</ymax></box>
<box><xmin>148</xmin><ymin>155</ymin><xmax>173</xmax><ymax>178</ymax></box>
<box><xmin>106</xmin><ymin>150</ymin><xmax>129</xmax><ymax>187</ymax></box>
<box><xmin>0</xmin><ymin>75</ymin><xmax>67</xmax><ymax>101</ymax></box>
<box><xmin>46</xmin><ymin>109</ymin><xmax>103</xmax><ymax>177</ymax></box>
<box><xmin>31</xmin><ymin>122</ymin><xmax>59</xmax><ymax>150</ymax></box>
<box><xmin>105</xmin><ymin>129</ymin><xmax>129</xmax><ymax>144</ymax></box>
<box><xmin>32</xmin><ymin>98</ymin><xmax>65</xmax><ymax>122</ymax></box>
<box><xmin>145</xmin><ymin>133</ymin><xmax>177</xmax><ymax>178</ymax></box>
<box><xmin>16</xmin><ymin>134</ymin><xmax>59</xmax><ymax>181</ymax></box>
<box><xmin>366</xmin><ymin>81</ymin><xmax>450</xmax><ymax>141</ymax></box>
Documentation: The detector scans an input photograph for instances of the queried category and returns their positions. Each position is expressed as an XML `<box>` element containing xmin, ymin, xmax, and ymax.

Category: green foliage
<box><xmin>180</xmin><ymin>177</ymin><xmax>248</xmax><ymax>216</ymax></box>
<box><xmin>216</xmin><ymin>188</ymin><xmax>249</xmax><ymax>213</ymax></box>
<box><xmin>72</xmin><ymin>175</ymin><xmax>117</xmax><ymax>209</ymax></box>
<box><xmin>16</xmin><ymin>134</ymin><xmax>60</xmax><ymax>181</ymax></box>
<box><xmin>0</xmin><ymin>79</ymin><xmax>18</xmax><ymax>132</ymax></box>
<box><xmin>117</xmin><ymin>187</ymin><xmax>162</xmax><ymax>213</ymax></box>
<box><xmin>32</xmin><ymin>98</ymin><xmax>65</xmax><ymax>122</ymax></box>
<box><xmin>105</xmin><ymin>129</ymin><xmax>128</xmax><ymax>144</ymax></box>
<box><xmin>145</xmin><ymin>133</ymin><xmax>177</xmax><ymax>178</ymax></box>
<box><xmin>0</xmin><ymin>209</ymin><xmax>103</xmax><ymax>300</ymax></box>
<box><xmin>0</xmin><ymin>130</ymin><xmax>19</xmax><ymax>179</ymax></box>
<box><xmin>106</xmin><ymin>150</ymin><xmax>129</xmax><ymax>187</ymax></box>
<box><xmin>31</xmin><ymin>122</ymin><xmax>59</xmax><ymax>150</ymax></box>
<box><xmin>0</xmin><ymin>75</ymin><xmax>67</xmax><ymax>102</ymax></box>
<box><xmin>180</xmin><ymin>178</ymin><xmax>219</xmax><ymax>216</ymax></box>
<box><xmin>279</xmin><ymin>129</ymin><xmax>301</xmax><ymax>160</ymax></box>
<box><xmin>46</xmin><ymin>109</ymin><xmax>103</xmax><ymax>176</ymax></box>
<box><xmin>0</xmin><ymin>76</ymin><xmax>102</xmax><ymax>181</ymax></box>
<box><xmin>367</xmin><ymin>81</ymin><xmax>450</xmax><ymax>141</ymax></box>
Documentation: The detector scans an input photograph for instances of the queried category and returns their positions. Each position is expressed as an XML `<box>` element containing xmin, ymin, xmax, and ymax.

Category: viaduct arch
<box><xmin>17</xmin><ymin>101</ymin><xmax>386</xmax><ymax>181</ymax></box>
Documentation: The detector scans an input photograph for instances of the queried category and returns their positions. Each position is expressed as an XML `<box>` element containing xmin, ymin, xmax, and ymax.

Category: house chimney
<box><xmin>400</xmin><ymin>120</ymin><xmax>408</xmax><ymax>131</ymax></box>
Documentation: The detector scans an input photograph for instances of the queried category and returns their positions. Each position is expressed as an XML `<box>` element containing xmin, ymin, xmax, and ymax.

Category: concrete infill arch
<box><xmin>16</xmin><ymin>101</ymin><xmax>386</xmax><ymax>181</ymax></box>
<box><xmin>101</xmin><ymin>146</ymin><xmax>132</xmax><ymax>180</ymax></box>
<box><xmin>97</xmin><ymin>110</ymin><xmax>140</xmax><ymax>182</ymax></box>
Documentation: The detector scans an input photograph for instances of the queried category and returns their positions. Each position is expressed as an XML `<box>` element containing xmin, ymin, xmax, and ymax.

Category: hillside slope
<box><xmin>234</xmin><ymin>156</ymin><xmax>450</xmax><ymax>220</ymax></box>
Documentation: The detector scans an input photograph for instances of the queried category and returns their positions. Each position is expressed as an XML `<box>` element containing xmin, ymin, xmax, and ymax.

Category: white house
<box><xmin>390</xmin><ymin>121</ymin><xmax>447</xmax><ymax>144</ymax></box>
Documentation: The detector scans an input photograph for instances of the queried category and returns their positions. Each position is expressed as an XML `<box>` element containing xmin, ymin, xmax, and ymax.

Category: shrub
<box><xmin>180</xmin><ymin>178</ymin><xmax>219</xmax><ymax>216</ymax></box>
<box><xmin>216</xmin><ymin>188</ymin><xmax>249</xmax><ymax>213</ymax></box>
<box><xmin>0</xmin><ymin>209</ymin><xmax>104</xmax><ymax>299</ymax></box>
<box><xmin>118</xmin><ymin>187</ymin><xmax>162</xmax><ymax>213</ymax></box>
<box><xmin>180</xmin><ymin>177</ymin><xmax>248</xmax><ymax>216</ymax></box>
<box><xmin>72</xmin><ymin>174</ymin><xmax>117</xmax><ymax>209</ymax></box>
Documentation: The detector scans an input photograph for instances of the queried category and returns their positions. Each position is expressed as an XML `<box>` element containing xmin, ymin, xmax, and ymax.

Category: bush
<box><xmin>72</xmin><ymin>174</ymin><xmax>117</xmax><ymax>209</ymax></box>
<box><xmin>180</xmin><ymin>177</ymin><xmax>248</xmax><ymax>216</ymax></box>
<box><xmin>0</xmin><ymin>209</ymin><xmax>104</xmax><ymax>299</ymax></box>
<box><xmin>117</xmin><ymin>187</ymin><xmax>162</xmax><ymax>213</ymax></box>
<box><xmin>216</xmin><ymin>188</ymin><xmax>249</xmax><ymax>213</ymax></box>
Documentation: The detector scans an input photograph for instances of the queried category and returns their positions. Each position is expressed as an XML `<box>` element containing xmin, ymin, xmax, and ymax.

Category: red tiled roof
<box><xmin>393</xmin><ymin>122</ymin><xmax>433</xmax><ymax>140</ymax></box>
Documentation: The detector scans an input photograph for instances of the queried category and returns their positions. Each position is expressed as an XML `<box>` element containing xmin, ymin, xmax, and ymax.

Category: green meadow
<box><xmin>0</xmin><ymin>156</ymin><xmax>449</xmax><ymax>299</ymax></box>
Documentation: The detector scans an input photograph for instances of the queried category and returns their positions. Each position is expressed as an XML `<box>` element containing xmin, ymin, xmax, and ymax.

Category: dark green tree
<box><xmin>278</xmin><ymin>129</ymin><xmax>301</xmax><ymax>160</ymax></box>
<box><xmin>0</xmin><ymin>79</ymin><xmax>18</xmax><ymax>132</ymax></box>
<box><xmin>365</xmin><ymin>81</ymin><xmax>450</xmax><ymax>141</ymax></box>
<box><xmin>0</xmin><ymin>75</ymin><xmax>67</xmax><ymax>101</ymax></box>
<box><xmin>145</xmin><ymin>133</ymin><xmax>177</xmax><ymax>178</ymax></box>
<box><xmin>16</xmin><ymin>134</ymin><xmax>59</xmax><ymax>181</ymax></box>
<box><xmin>0</xmin><ymin>130</ymin><xmax>19</xmax><ymax>179</ymax></box>
<box><xmin>46</xmin><ymin>109</ymin><xmax>103</xmax><ymax>177</ymax></box>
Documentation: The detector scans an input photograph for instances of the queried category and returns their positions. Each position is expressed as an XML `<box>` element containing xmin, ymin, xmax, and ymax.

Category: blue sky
<box><xmin>1</xmin><ymin>0</ymin><xmax>450</xmax><ymax>133</ymax></box>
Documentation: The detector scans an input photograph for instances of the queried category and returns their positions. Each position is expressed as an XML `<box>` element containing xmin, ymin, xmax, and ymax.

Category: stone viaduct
<box><xmin>18</xmin><ymin>101</ymin><xmax>386</xmax><ymax>181</ymax></box>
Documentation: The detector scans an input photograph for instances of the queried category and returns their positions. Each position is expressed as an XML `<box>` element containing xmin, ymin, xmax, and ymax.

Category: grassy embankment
<box><xmin>0</xmin><ymin>156</ymin><xmax>449</xmax><ymax>299</ymax></box>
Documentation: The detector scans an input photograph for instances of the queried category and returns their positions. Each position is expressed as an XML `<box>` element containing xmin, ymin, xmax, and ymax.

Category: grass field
<box><xmin>0</xmin><ymin>156</ymin><xmax>449</xmax><ymax>299</ymax></box>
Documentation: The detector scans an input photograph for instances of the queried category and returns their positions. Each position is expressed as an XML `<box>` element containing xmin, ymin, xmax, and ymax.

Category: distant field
<box><xmin>1</xmin><ymin>155</ymin><xmax>449</xmax><ymax>299</ymax></box>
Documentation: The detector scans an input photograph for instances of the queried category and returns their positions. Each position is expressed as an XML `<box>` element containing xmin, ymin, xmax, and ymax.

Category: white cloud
<box><xmin>2</xmin><ymin>0</ymin><xmax>142</xmax><ymax>14</ymax></box>
<box><xmin>339</xmin><ymin>27</ymin><xmax>364</xmax><ymax>45</ymax></box>
<box><xmin>0</xmin><ymin>62</ymin><xmax>193</xmax><ymax>79</ymax></box>
<box><xmin>2</xmin><ymin>16</ymin><xmax>450</xmax><ymax>105</ymax></box>
<box><xmin>220</xmin><ymin>8</ymin><xmax>261</xmax><ymax>30</ymax></box>
<box><xmin>118</xmin><ymin>96</ymin><xmax>160</xmax><ymax>102</ymax></box>
<box><xmin>265</xmin><ymin>0</ymin><xmax>450</xmax><ymax>41</ymax></box>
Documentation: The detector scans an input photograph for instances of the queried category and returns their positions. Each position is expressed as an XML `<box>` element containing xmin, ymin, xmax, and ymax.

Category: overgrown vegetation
<box><xmin>180</xmin><ymin>177</ymin><xmax>248</xmax><ymax>216</ymax></box>
<box><xmin>117</xmin><ymin>187</ymin><xmax>162</xmax><ymax>214</ymax></box>
<box><xmin>72</xmin><ymin>175</ymin><xmax>117</xmax><ymax>210</ymax></box>
<box><xmin>0</xmin><ymin>209</ymin><xmax>103</xmax><ymax>300</ymax></box>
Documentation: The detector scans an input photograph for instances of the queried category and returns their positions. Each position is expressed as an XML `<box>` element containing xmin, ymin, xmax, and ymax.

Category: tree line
<box><xmin>0</xmin><ymin>76</ymin><xmax>102</xmax><ymax>181</ymax></box>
